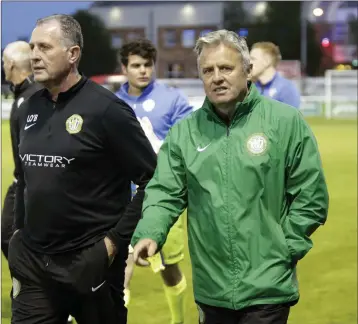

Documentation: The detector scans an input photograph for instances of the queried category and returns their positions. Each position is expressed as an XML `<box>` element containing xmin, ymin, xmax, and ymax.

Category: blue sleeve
<box><xmin>115</xmin><ymin>91</ymin><xmax>122</xmax><ymax>100</ymax></box>
<box><xmin>170</xmin><ymin>91</ymin><xmax>193</xmax><ymax>125</ymax></box>
<box><xmin>279</xmin><ymin>82</ymin><xmax>301</xmax><ymax>109</ymax></box>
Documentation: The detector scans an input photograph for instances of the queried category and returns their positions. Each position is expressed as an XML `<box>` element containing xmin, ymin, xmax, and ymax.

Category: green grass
<box><xmin>1</xmin><ymin>118</ymin><xmax>357</xmax><ymax>324</ymax></box>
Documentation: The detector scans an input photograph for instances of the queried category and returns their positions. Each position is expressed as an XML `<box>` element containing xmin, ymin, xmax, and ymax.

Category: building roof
<box><xmin>91</xmin><ymin>1</ymin><xmax>158</xmax><ymax>7</ymax></box>
<box><xmin>91</xmin><ymin>1</ymin><xmax>220</xmax><ymax>7</ymax></box>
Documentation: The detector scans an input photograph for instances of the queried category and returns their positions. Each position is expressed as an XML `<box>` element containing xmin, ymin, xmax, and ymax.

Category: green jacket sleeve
<box><xmin>283</xmin><ymin>112</ymin><xmax>329</xmax><ymax>263</ymax></box>
<box><xmin>131</xmin><ymin>127</ymin><xmax>187</xmax><ymax>249</ymax></box>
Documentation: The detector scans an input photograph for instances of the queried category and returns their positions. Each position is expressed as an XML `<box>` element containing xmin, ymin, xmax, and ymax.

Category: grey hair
<box><xmin>3</xmin><ymin>41</ymin><xmax>32</xmax><ymax>72</ymax></box>
<box><xmin>194</xmin><ymin>29</ymin><xmax>251</xmax><ymax>73</ymax></box>
<box><xmin>36</xmin><ymin>14</ymin><xmax>84</xmax><ymax>50</ymax></box>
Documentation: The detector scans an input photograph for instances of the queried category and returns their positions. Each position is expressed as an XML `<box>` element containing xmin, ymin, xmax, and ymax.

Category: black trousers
<box><xmin>196</xmin><ymin>301</ymin><xmax>292</xmax><ymax>324</ymax></box>
<box><xmin>8</xmin><ymin>230</ymin><xmax>128</xmax><ymax>324</ymax></box>
<box><xmin>1</xmin><ymin>182</ymin><xmax>16</xmax><ymax>259</ymax></box>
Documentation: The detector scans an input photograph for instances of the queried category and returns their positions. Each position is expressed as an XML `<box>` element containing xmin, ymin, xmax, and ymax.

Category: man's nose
<box><xmin>31</xmin><ymin>48</ymin><xmax>40</xmax><ymax>61</ymax></box>
<box><xmin>212</xmin><ymin>69</ymin><xmax>224</xmax><ymax>83</ymax></box>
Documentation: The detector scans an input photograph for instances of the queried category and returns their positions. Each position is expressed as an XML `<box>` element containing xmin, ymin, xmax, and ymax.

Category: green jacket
<box><xmin>131</xmin><ymin>84</ymin><xmax>329</xmax><ymax>310</ymax></box>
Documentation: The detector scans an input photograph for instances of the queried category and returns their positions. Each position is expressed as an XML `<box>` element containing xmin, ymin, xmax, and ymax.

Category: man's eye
<box><xmin>221</xmin><ymin>67</ymin><xmax>232</xmax><ymax>73</ymax></box>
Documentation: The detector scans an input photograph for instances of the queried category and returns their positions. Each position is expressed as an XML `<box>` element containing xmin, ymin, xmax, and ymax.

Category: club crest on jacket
<box><xmin>66</xmin><ymin>114</ymin><xmax>83</xmax><ymax>134</ymax></box>
<box><xmin>246</xmin><ymin>133</ymin><xmax>268</xmax><ymax>155</ymax></box>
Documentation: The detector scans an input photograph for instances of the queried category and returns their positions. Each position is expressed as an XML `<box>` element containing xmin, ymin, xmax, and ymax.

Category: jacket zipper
<box><xmin>206</xmin><ymin>108</ymin><xmax>240</xmax><ymax>137</ymax></box>
<box><xmin>224</xmin><ymin>111</ymin><xmax>243</xmax><ymax>308</ymax></box>
<box><xmin>206</xmin><ymin>106</ymin><xmax>244</xmax><ymax>307</ymax></box>
<box><xmin>227</xmin><ymin>110</ymin><xmax>241</xmax><ymax>136</ymax></box>
<box><xmin>223</xmin><ymin>117</ymin><xmax>234</xmax><ymax>306</ymax></box>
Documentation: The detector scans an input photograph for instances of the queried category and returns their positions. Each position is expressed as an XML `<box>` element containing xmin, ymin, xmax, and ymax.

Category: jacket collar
<box><xmin>41</xmin><ymin>74</ymin><xmax>87</xmax><ymax>102</ymax></box>
<box><xmin>11</xmin><ymin>75</ymin><xmax>35</xmax><ymax>99</ymax></box>
<box><xmin>202</xmin><ymin>82</ymin><xmax>262</xmax><ymax>122</ymax></box>
<box><xmin>118</xmin><ymin>80</ymin><xmax>155</xmax><ymax>101</ymax></box>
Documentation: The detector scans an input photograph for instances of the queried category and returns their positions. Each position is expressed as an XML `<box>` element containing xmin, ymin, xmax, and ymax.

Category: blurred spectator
<box><xmin>1</xmin><ymin>41</ymin><xmax>42</xmax><ymax>262</ymax></box>
<box><xmin>250</xmin><ymin>42</ymin><xmax>301</xmax><ymax>108</ymax></box>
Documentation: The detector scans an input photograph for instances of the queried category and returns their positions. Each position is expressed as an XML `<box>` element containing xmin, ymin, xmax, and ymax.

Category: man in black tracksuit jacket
<box><xmin>1</xmin><ymin>41</ymin><xmax>42</xmax><ymax>259</ymax></box>
<box><xmin>8</xmin><ymin>15</ymin><xmax>157</xmax><ymax>324</ymax></box>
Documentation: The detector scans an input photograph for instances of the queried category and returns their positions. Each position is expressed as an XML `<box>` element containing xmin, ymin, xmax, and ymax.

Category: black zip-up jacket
<box><xmin>14</xmin><ymin>76</ymin><xmax>157</xmax><ymax>254</ymax></box>
<box><xmin>9</xmin><ymin>76</ymin><xmax>42</xmax><ymax>180</ymax></box>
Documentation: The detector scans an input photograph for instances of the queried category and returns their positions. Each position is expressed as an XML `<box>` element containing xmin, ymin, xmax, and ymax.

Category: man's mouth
<box><xmin>214</xmin><ymin>86</ymin><xmax>228</xmax><ymax>93</ymax></box>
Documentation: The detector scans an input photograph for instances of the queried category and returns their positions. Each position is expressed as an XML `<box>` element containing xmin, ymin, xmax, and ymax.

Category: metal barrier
<box><xmin>2</xmin><ymin>75</ymin><xmax>357</xmax><ymax>119</ymax></box>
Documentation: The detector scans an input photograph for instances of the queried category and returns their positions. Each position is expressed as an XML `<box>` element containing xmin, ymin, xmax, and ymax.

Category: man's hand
<box><xmin>133</xmin><ymin>239</ymin><xmax>158</xmax><ymax>266</ymax></box>
<box><xmin>104</xmin><ymin>236</ymin><xmax>117</xmax><ymax>265</ymax></box>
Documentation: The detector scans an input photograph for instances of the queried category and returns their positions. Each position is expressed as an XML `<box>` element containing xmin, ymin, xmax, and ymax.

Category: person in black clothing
<box><xmin>1</xmin><ymin>41</ymin><xmax>42</xmax><ymax>260</ymax></box>
<box><xmin>8</xmin><ymin>14</ymin><xmax>157</xmax><ymax>324</ymax></box>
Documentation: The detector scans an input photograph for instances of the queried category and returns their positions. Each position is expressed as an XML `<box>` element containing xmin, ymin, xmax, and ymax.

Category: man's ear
<box><xmin>247</xmin><ymin>63</ymin><xmax>253</xmax><ymax>80</ymax></box>
<box><xmin>9</xmin><ymin>60</ymin><xmax>15</xmax><ymax>71</ymax></box>
<box><xmin>68</xmin><ymin>46</ymin><xmax>81</xmax><ymax>65</ymax></box>
<box><xmin>197</xmin><ymin>65</ymin><xmax>203</xmax><ymax>81</ymax></box>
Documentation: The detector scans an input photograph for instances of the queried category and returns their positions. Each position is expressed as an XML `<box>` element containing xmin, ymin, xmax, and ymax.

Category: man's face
<box><xmin>199</xmin><ymin>43</ymin><xmax>250</xmax><ymax>107</ymax></box>
<box><xmin>122</xmin><ymin>55</ymin><xmax>154</xmax><ymax>90</ymax></box>
<box><xmin>250</xmin><ymin>48</ymin><xmax>272</xmax><ymax>79</ymax></box>
<box><xmin>2</xmin><ymin>55</ymin><xmax>13</xmax><ymax>82</ymax></box>
<box><xmin>29</xmin><ymin>21</ymin><xmax>71</xmax><ymax>85</ymax></box>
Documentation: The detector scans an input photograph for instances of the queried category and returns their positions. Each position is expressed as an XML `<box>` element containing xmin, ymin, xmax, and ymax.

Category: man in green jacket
<box><xmin>131</xmin><ymin>30</ymin><xmax>329</xmax><ymax>324</ymax></box>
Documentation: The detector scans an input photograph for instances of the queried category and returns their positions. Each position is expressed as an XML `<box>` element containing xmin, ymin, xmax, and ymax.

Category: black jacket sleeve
<box><xmin>12</xmin><ymin>81</ymin><xmax>42</xmax><ymax>231</ymax></box>
<box><xmin>12</xmin><ymin>103</ymin><xmax>26</xmax><ymax>231</ymax></box>
<box><xmin>102</xmin><ymin>100</ymin><xmax>157</xmax><ymax>251</ymax></box>
<box><xmin>10</xmin><ymin>103</ymin><xmax>21</xmax><ymax>180</ymax></box>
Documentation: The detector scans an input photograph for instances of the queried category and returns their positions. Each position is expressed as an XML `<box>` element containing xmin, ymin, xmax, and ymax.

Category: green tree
<box><xmin>72</xmin><ymin>10</ymin><xmax>118</xmax><ymax>77</ymax></box>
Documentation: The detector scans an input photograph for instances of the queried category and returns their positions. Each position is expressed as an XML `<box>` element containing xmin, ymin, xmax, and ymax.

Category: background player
<box><xmin>1</xmin><ymin>41</ymin><xmax>41</xmax><ymax>259</ymax></box>
<box><xmin>250</xmin><ymin>41</ymin><xmax>301</xmax><ymax>108</ymax></box>
<box><xmin>116</xmin><ymin>39</ymin><xmax>193</xmax><ymax>324</ymax></box>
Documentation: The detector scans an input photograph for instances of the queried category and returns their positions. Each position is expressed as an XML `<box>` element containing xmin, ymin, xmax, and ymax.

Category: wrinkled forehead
<box><xmin>198</xmin><ymin>43</ymin><xmax>242</xmax><ymax>66</ymax></box>
<box><xmin>30</xmin><ymin>21</ymin><xmax>63</xmax><ymax>46</ymax></box>
<box><xmin>2</xmin><ymin>46</ymin><xmax>13</xmax><ymax>62</ymax></box>
<box><xmin>2</xmin><ymin>53</ymin><xmax>8</xmax><ymax>63</ymax></box>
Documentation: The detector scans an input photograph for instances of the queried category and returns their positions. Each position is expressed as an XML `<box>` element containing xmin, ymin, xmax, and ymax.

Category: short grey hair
<box><xmin>36</xmin><ymin>14</ymin><xmax>84</xmax><ymax>50</ymax></box>
<box><xmin>3</xmin><ymin>41</ymin><xmax>32</xmax><ymax>72</ymax></box>
<box><xmin>194</xmin><ymin>29</ymin><xmax>251</xmax><ymax>73</ymax></box>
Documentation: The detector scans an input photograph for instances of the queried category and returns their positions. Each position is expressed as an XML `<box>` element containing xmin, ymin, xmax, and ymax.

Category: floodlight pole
<box><xmin>300</xmin><ymin>2</ymin><xmax>308</xmax><ymax>92</ymax></box>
